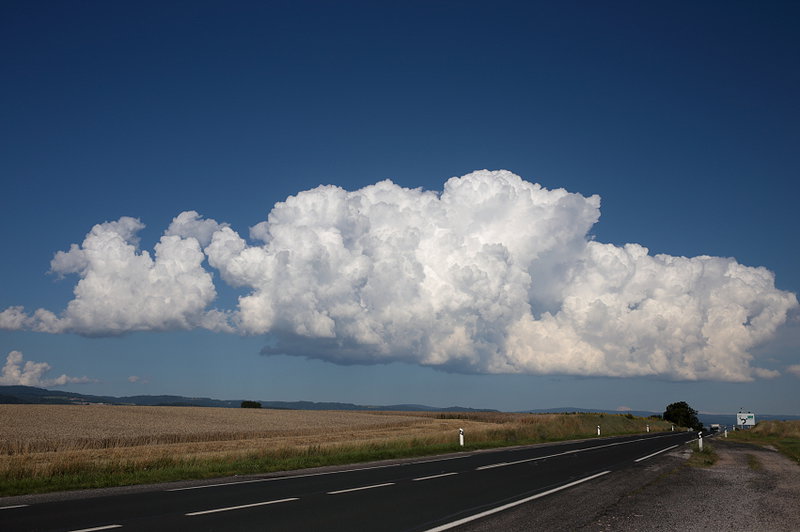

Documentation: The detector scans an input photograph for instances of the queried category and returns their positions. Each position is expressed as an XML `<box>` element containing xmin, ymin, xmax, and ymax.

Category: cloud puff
<box><xmin>787</xmin><ymin>365</ymin><xmax>800</xmax><ymax>378</ymax></box>
<box><xmin>2</xmin><ymin>170</ymin><xmax>797</xmax><ymax>381</ymax></box>
<box><xmin>0</xmin><ymin>351</ymin><xmax>94</xmax><ymax>387</ymax></box>
<box><xmin>4</xmin><ymin>215</ymin><xmax>231</xmax><ymax>335</ymax></box>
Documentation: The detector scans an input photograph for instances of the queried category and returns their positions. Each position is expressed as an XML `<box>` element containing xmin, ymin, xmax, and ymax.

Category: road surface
<box><xmin>0</xmin><ymin>431</ymin><xmax>696</xmax><ymax>531</ymax></box>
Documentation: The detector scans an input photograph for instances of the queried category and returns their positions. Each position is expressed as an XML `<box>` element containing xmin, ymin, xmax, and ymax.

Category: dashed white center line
<box><xmin>167</xmin><ymin>455</ymin><xmax>466</xmax><ymax>491</ymax></box>
<box><xmin>475</xmin><ymin>436</ymin><xmax>669</xmax><ymax>471</ymax></box>
<box><xmin>68</xmin><ymin>525</ymin><xmax>123</xmax><ymax>532</ymax></box>
<box><xmin>476</xmin><ymin>449</ymin><xmax>579</xmax><ymax>470</ymax></box>
<box><xmin>0</xmin><ymin>504</ymin><xmax>28</xmax><ymax>510</ymax></box>
<box><xmin>413</xmin><ymin>472</ymin><xmax>459</xmax><ymax>481</ymax></box>
<box><xmin>327</xmin><ymin>482</ymin><xmax>395</xmax><ymax>495</ymax></box>
<box><xmin>475</xmin><ymin>462</ymin><xmax>509</xmax><ymax>470</ymax></box>
<box><xmin>185</xmin><ymin>497</ymin><xmax>299</xmax><ymax>516</ymax></box>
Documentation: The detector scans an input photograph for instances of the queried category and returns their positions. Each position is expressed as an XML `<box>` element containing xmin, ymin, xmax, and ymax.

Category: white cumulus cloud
<box><xmin>1</xmin><ymin>170</ymin><xmax>797</xmax><ymax>381</ymax></box>
<box><xmin>0</xmin><ymin>351</ymin><xmax>94</xmax><ymax>387</ymax></box>
<box><xmin>3</xmin><ymin>215</ymin><xmax>231</xmax><ymax>335</ymax></box>
<box><xmin>787</xmin><ymin>365</ymin><xmax>800</xmax><ymax>378</ymax></box>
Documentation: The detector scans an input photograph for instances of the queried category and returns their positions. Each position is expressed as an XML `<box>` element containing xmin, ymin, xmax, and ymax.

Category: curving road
<box><xmin>0</xmin><ymin>431</ymin><xmax>697</xmax><ymax>532</ymax></box>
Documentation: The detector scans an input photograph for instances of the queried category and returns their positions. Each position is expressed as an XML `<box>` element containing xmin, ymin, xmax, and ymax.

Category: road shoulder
<box><xmin>458</xmin><ymin>438</ymin><xmax>800</xmax><ymax>531</ymax></box>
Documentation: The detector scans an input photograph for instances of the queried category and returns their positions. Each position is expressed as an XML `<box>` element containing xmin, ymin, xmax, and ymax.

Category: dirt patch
<box><xmin>585</xmin><ymin>440</ymin><xmax>800</xmax><ymax>531</ymax></box>
<box><xmin>458</xmin><ymin>439</ymin><xmax>800</xmax><ymax>531</ymax></box>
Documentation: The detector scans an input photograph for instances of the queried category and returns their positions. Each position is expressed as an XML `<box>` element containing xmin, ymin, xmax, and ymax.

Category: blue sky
<box><xmin>2</xmin><ymin>1</ymin><xmax>799</xmax><ymax>415</ymax></box>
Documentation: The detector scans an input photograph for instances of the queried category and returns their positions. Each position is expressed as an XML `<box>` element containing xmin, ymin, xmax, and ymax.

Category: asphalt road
<box><xmin>0</xmin><ymin>431</ymin><xmax>696</xmax><ymax>532</ymax></box>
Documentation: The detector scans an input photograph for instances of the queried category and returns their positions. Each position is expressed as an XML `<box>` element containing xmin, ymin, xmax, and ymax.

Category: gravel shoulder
<box><xmin>458</xmin><ymin>438</ymin><xmax>800</xmax><ymax>531</ymax></box>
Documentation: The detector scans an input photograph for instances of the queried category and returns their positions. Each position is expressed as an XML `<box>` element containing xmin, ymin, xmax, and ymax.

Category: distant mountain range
<box><xmin>2</xmin><ymin>385</ymin><xmax>798</xmax><ymax>426</ymax></box>
<box><xmin>0</xmin><ymin>385</ymin><xmax>496</xmax><ymax>412</ymax></box>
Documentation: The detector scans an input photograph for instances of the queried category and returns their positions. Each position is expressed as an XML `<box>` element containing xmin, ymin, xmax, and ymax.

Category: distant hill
<box><xmin>522</xmin><ymin>406</ymin><xmax>800</xmax><ymax>427</ymax></box>
<box><xmin>2</xmin><ymin>386</ymin><xmax>797</xmax><ymax>423</ymax></box>
<box><xmin>0</xmin><ymin>385</ymin><xmax>496</xmax><ymax>412</ymax></box>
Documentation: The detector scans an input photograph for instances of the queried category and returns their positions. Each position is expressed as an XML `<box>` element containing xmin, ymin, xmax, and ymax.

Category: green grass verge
<box><xmin>727</xmin><ymin>420</ymin><xmax>800</xmax><ymax>465</ymax></box>
<box><xmin>687</xmin><ymin>441</ymin><xmax>718</xmax><ymax>467</ymax></box>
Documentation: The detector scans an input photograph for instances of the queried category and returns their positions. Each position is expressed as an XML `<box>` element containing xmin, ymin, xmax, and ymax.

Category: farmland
<box><xmin>0</xmin><ymin>405</ymin><xmax>671</xmax><ymax>496</ymax></box>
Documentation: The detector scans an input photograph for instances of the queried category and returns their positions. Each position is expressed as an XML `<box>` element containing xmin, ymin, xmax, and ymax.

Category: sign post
<box><xmin>736</xmin><ymin>411</ymin><xmax>756</xmax><ymax>429</ymax></box>
<box><xmin>459</xmin><ymin>428</ymin><xmax>464</xmax><ymax>447</ymax></box>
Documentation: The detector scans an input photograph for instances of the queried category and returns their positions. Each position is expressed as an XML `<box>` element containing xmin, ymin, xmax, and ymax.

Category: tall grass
<box><xmin>728</xmin><ymin>420</ymin><xmax>800</xmax><ymax>464</ymax></box>
<box><xmin>0</xmin><ymin>406</ymin><xmax>673</xmax><ymax>496</ymax></box>
<box><xmin>687</xmin><ymin>442</ymin><xmax>718</xmax><ymax>467</ymax></box>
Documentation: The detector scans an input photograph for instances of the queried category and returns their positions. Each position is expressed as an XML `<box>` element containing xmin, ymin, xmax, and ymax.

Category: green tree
<box><xmin>240</xmin><ymin>400</ymin><xmax>262</xmax><ymax>409</ymax></box>
<box><xmin>662</xmin><ymin>401</ymin><xmax>703</xmax><ymax>430</ymax></box>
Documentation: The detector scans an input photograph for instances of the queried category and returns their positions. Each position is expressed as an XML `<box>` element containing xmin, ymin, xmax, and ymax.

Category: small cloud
<box><xmin>753</xmin><ymin>367</ymin><xmax>780</xmax><ymax>379</ymax></box>
<box><xmin>787</xmin><ymin>365</ymin><xmax>800</xmax><ymax>378</ymax></box>
<box><xmin>0</xmin><ymin>350</ymin><xmax>95</xmax><ymax>387</ymax></box>
<box><xmin>128</xmin><ymin>375</ymin><xmax>149</xmax><ymax>384</ymax></box>
<box><xmin>616</xmin><ymin>406</ymin><xmax>633</xmax><ymax>412</ymax></box>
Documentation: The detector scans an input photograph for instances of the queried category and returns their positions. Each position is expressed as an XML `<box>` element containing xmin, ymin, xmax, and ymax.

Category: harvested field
<box><xmin>0</xmin><ymin>405</ymin><xmax>446</xmax><ymax>453</ymax></box>
<box><xmin>0</xmin><ymin>405</ymin><xmax>671</xmax><ymax>496</ymax></box>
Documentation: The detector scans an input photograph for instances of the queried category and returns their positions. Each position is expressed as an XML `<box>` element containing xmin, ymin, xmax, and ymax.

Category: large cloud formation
<box><xmin>2</xmin><ymin>170</ymin><xmax>796</xmax><ymax>381</ymax></box>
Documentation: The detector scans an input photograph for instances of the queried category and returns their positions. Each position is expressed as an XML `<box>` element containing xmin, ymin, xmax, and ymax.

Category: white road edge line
<box><xmin>634</xmin><ymin>444</ymin><xmax>680</xmax><ymax>463</ymax></box>
<box><xmin>0</xmin><ymin>504</ymin><xmax>29</xmax><ymax>510</ymax></box>
<box><xmin>185</xmin><ymin>497</ymin><xmax>299</xmax><ymax>516</ymax></box>
<box><xmin>327</xmin><ymin>482</ymin><xmax>395</xmax><ymax>495</ymax></box>
<box><xmin>424</xmin><ymin>470</ymin><xmax>612</xmax><ymax>532</ymax></box>
<box><xmin>413</xmin><ymin>472</ymin><xmax>459</xmax><ymax>481</ymax></box>
<box><xmin>68</xmin><ymin>525</ymin><xmax>123</xmax><ymax>532</ymax></box>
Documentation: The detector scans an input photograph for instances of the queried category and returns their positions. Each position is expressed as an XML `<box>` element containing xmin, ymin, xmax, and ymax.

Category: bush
<box><xmin>240</xmin><ymin>401</ymin><xmax>262</xmax><ymax>409</ymax></box>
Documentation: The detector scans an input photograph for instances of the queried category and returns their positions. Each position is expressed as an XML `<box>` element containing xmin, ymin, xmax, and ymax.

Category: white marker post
<box><xmin>725</xmin><ymin>429</ymin><xmax>728</xmax><ymax>438</ymax></box>
<box><xmin>671</xmin><ymin>425</ymin><xmax>674</xmax><ymax>432</ymax></box>
<box><xmin>459</xmin><ymin>428</ymin><xmax>464</xmax><ymax>447</ymax></box>
<box><xmin>698</xmin><ymin>431</ymin><xmax>703</xmax><ymax>452</ymax></box>
<box><xmin>646</xmin><ymin>424</ymin><xmax>650</xmax><ymax>433</ymax></box>
<box><xmin>597</xmin><ymin>425</ymin><xmax>601</xmax><ymax>436</ymax></box>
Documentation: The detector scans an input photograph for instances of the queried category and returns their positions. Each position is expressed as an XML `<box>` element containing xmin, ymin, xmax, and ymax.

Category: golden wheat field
<box><xmin>0</xmin><ymin>405</ymin><xmax>505</xmax><ymax>478</ymax></box>
<box><xmin>0</xmin><ymin>405</ymin><xmax>665</xmax><ymax>493</ymax></box>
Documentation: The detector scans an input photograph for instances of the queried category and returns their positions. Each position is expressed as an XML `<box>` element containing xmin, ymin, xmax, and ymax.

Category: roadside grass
<box><xmin>727</xmin><ymin>420</ymin><xmax>800</xmax><ymax>465</ymax></box>
<box><xmin>746</xmin><ymin>454</ymin><xmax>762</xmax><ymax>470</ymax></box>
<box><xmin>0</xmin><ymin>407</ymin><xmax>674</xmax><ymax>496</ymax></box>
<box><xmin>687</xmin><ymin>441</ymin><xmax>718</xmax><ymax>467</ymax></box>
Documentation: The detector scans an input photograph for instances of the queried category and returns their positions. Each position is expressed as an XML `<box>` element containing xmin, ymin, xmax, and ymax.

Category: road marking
<box><xmin>635</xmin><ymin>444</ymin><xmax>680</xmax><ymax>462</ymax></box>
<box><xmin>475</xmin><ymin>436</ymin><xmax>668</xmax><ymax>470</ymax></box>
<box><xmin>0</xmin><ymin>504</ymin><xmax>29</xmax><ymax>510</ymax></box>
<box><xmin>185</xmin><ymin>498</ymin><xmax>299</xmax><ymax>516</ymax></box>
<box><xmin>413</xmin><ymin>472</ymin><xmax>459</xmax><ymax>481</ymax></box>
<box><xmin>476</xmin><ymin>462</ymin><xmax>509</xmax><ymax>470</ymax></box>
<box><xmin>168</xmin><ymin>455</ymin><xmax>467</xmax><ymax>491</ymax></box>
<box><xmin>424</xmin><ymin>470</ymin><xmax>612</xmax><ymax>531</ymax></box>
<box><xmin>169</xmin><ymin>434</ymin><xmax>682</xmax><ymax>491</ymax></box>
<box><xmin>327</xmin><ymin>482</ymin><xmax>395</xmax><ymax>495</ymax></box>
<box><xmin>68</xmin><ymin>526</ymin><xmax>122</xmax><ymax>532</ymax></box>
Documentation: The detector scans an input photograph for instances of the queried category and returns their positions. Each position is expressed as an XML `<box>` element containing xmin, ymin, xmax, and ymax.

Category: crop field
<box><xmin>0</xmin><ymin>405</ymin><xmax>670</xmax><ymax>496</ymax></box>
